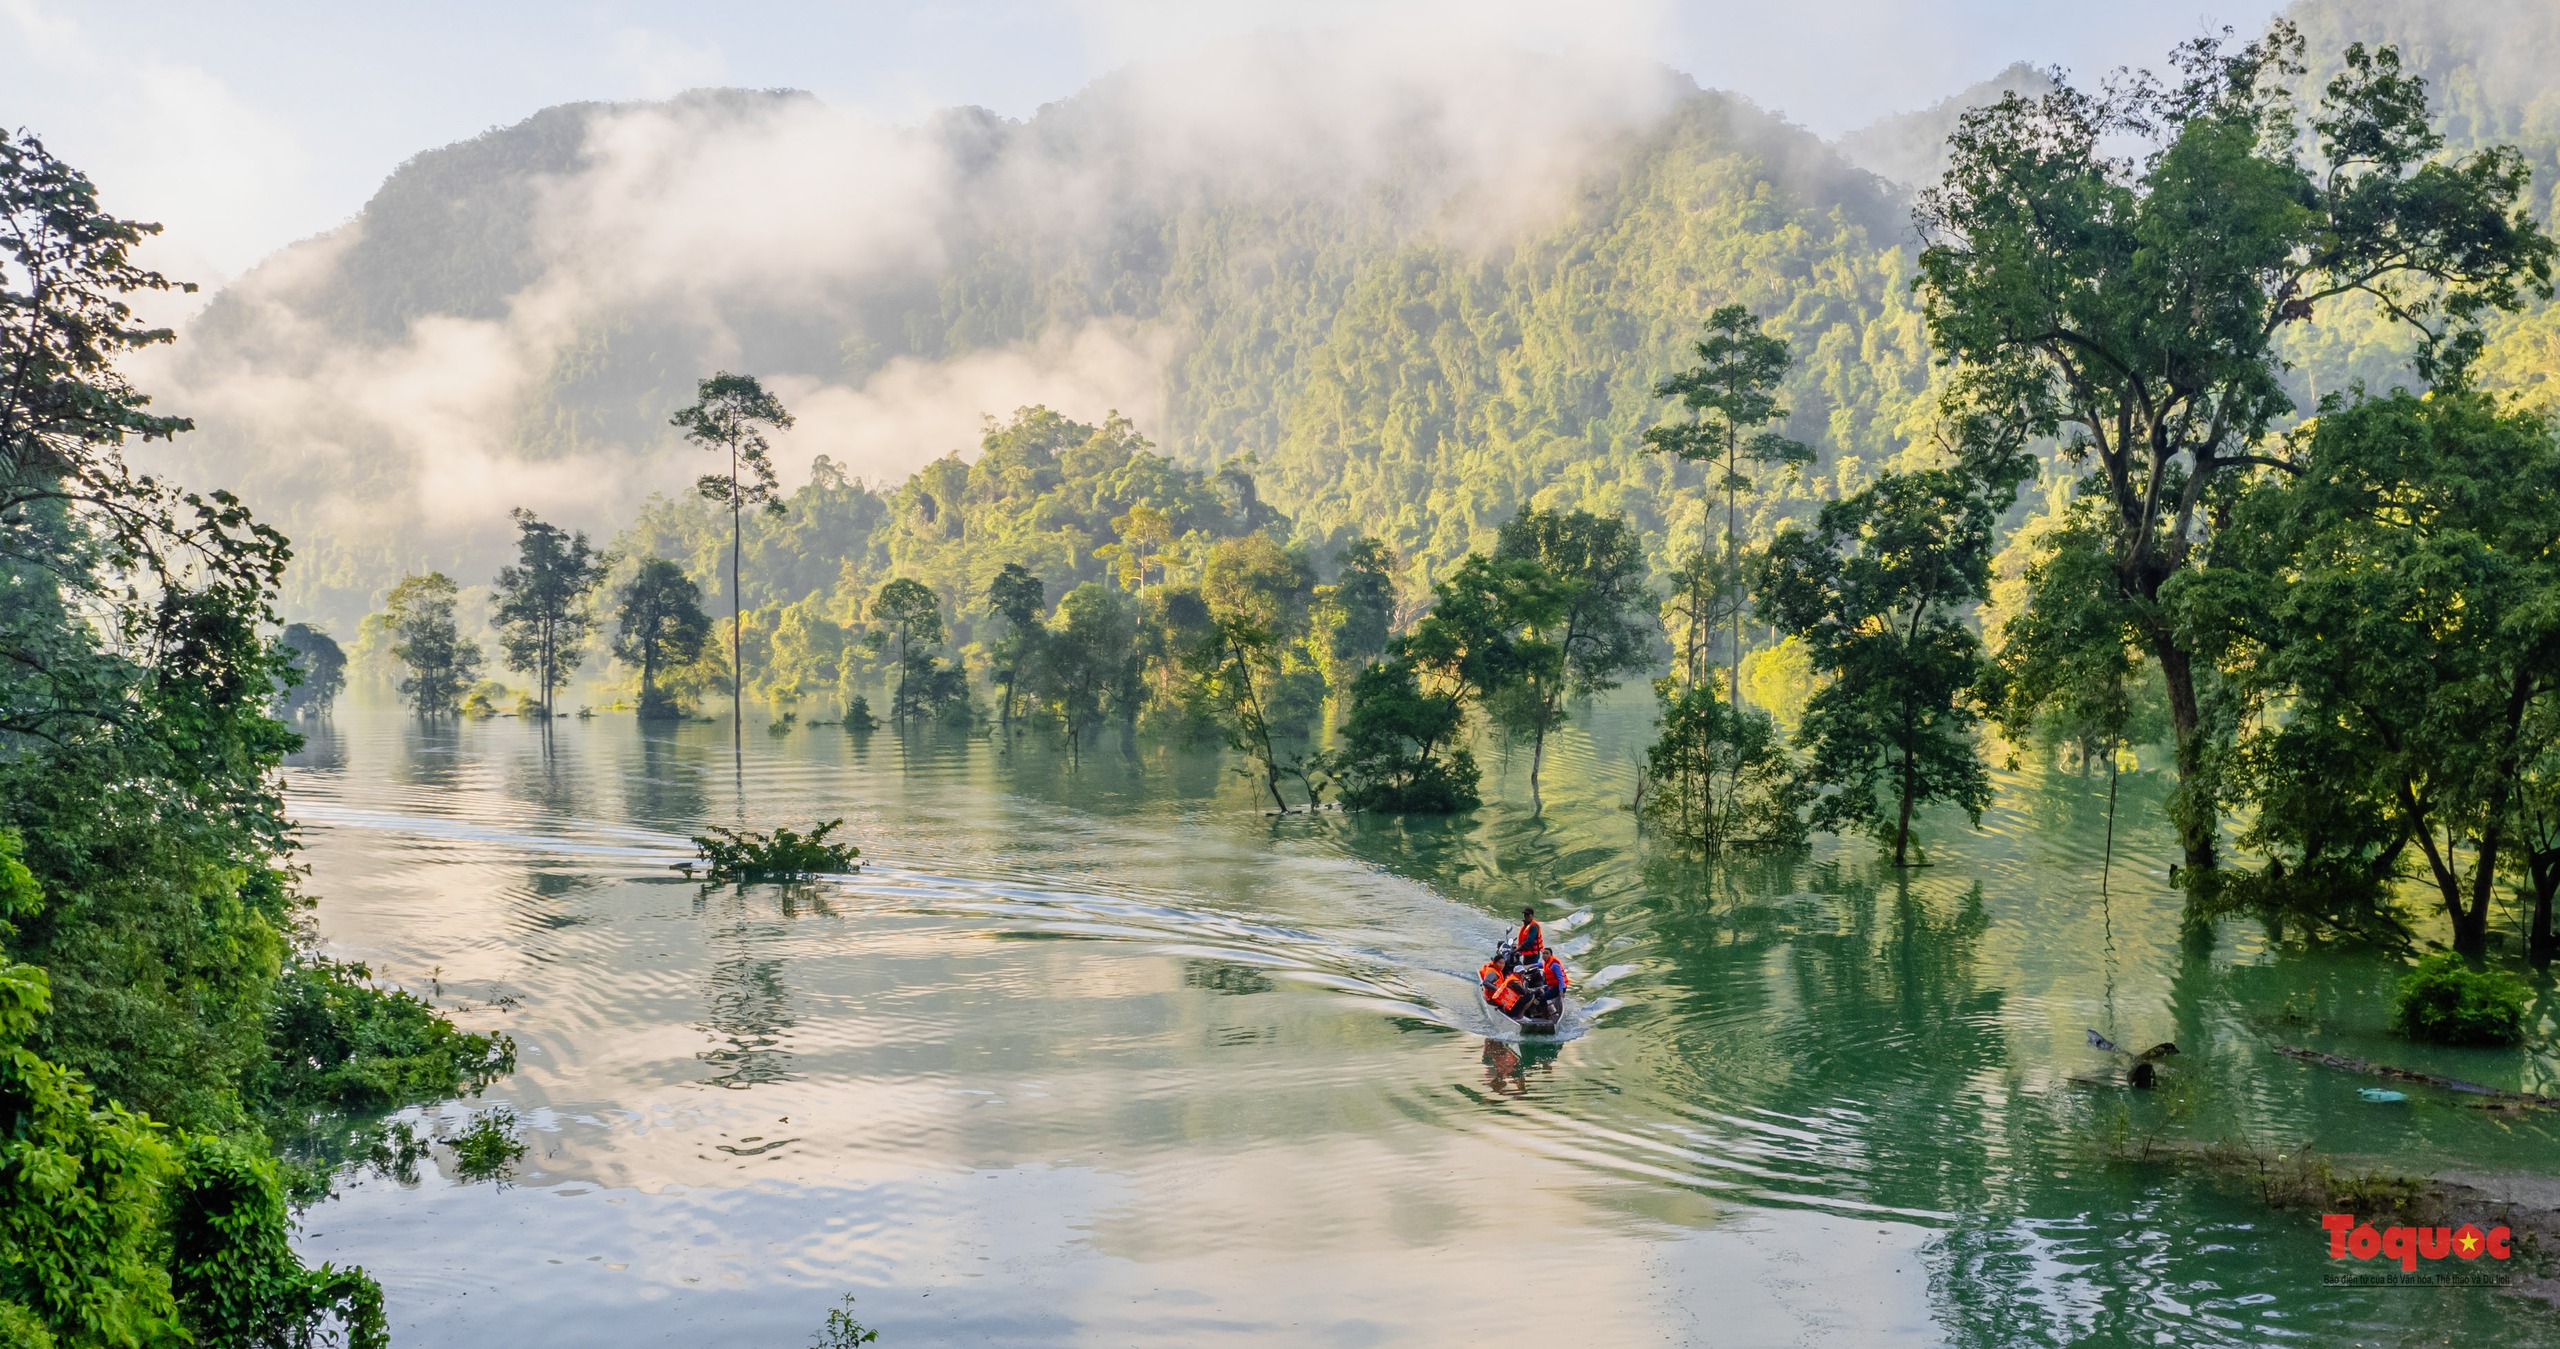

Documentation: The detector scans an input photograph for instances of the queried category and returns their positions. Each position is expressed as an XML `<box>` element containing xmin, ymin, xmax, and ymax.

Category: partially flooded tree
<box><xmin>491</xmin><ymin>509</ymin><xmax>607</xmax><ymax>721</ymax></box>
<box><xmin>1918</xmin><ymin>27</ymin><xmax>2557</xmax><ymax>878</ymax></box>
<box><xmin>987</xmin><ymin>562</ymin><xmax>1045</xmax><ymax>731</ymax></box>
<box><xmin>671</xmin><ymin>374</ymin><xmax>792</xmax><ymax>749</ymax></box>
<box><xmin>382</xmin><ymin>572</ymin><xmax>480</xmax><ymax>719</ymax></box>
<box><xmin>1643</xmin><ymin>304</ymin><xmax>1813</xmax><ymax>698</ymax></box>
<box><xmin>1489</xmin><ymin>508</ymin><xmax>1651</xmax><ymax>811</ymax></box>
<box><xmin>613</xmin><ymin>558</ymin><xmax>712</xmax><ymax>721</ymax></box>
<box><xmin>866</xmin><ymin>577</ymin><xmax>944</xmax><ymax>727</ymax></box>
<box><xmin>1759</xmin><ymin>471</ymin><xmax>1999</xmax><ymax>867</ymax></box>
<box><xmin>274</xmin><ymin>623</ymin><xmax>345</xmax><ymax>718</ymax></box>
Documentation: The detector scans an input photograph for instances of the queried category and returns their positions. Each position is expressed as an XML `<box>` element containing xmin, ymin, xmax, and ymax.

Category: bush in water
<box><xmin>2393</xmin><ymin>953</ymin><xmax>2531</xmax><ymax>1046</ymax></box>
<box><xmin>692</xmin><ymin>820</ymin><xmax>861</xmax><ymax>881</ymax></box>
<box><xmin>448</xmin><ymin>1108</ymin><xmax>527</xmax><ymax>1183</ymax></box>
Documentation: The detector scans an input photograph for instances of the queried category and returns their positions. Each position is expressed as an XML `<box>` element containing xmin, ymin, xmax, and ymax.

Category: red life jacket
<box><xmin>1489</xmin><ymin>972</ymin><xmax>1525</xmax><ymax>1012</ymax></box>
<box><xmin>1541</xmin><ymin>957</ymin><xmax>1568</xmax><ymax>997</ymax></box>
<box><xmin>1515</xmin><ymin>920</ymin><xmax>1544</xmax><ymax>959</ymax></box>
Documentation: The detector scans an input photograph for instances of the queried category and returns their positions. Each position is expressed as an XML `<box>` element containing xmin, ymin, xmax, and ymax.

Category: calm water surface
<box><xmin>285</xmin><ymin>698</ymin><xmax>2558</xmax><ymax>1347</ymax></box>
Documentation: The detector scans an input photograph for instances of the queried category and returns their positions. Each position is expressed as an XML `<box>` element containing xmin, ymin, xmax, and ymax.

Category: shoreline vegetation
<box><xmin>6</xmin><ymin>10</ymin><xmax>2560</xmax><ymax>1346</ymax></box>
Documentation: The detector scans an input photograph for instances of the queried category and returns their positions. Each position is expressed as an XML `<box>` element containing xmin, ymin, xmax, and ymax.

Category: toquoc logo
<box><xmin>2322</xmin><ymin>1214</ymin><xmax>2511</xmax><ymax>1272</ymax></box>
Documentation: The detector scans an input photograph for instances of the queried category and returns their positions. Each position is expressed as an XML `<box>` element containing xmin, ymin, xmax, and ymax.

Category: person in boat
<box><xmin>1511</xmin><ymin>906</ymin><xmax>1544</xmax><ymax>969</ymax></box>
<box><xmin>1536</xmin><ymin>951</ymin><xmax>1568</xmax><ymax>1013</ymax></box>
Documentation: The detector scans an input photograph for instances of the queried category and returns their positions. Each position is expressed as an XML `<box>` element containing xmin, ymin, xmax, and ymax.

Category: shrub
<box><xmin>691</xmin><ymin>820</ymin><xmax>861</xmax><ymax>881</ymax></box>
<box><xmin>2393</xmin><ymin>953</ymin><xmax>2531</xmax><ymax>1046</ymax></box>
<box><xmin>447</xmin><ymin>1108</ymin><xmax>526</xmax><ymax>1183</ymax></box>
<box><xmin>258</xmin><ymin>956</ymin><xmax>516</xmax><ymax>1114</ymax></box>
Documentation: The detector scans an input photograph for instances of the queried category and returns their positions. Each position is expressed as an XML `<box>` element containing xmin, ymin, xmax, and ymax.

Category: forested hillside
<box><xmin>145</xmin><ymin>0</ymin><xmax>2560</xmax><ymax>644</ymax></box>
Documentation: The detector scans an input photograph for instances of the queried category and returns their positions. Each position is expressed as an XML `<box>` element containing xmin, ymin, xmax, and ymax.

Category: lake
<box><xmin>284</xmin><ymin>695</ymin><xmax>2558</xmax><ymax>1346</ymax></box>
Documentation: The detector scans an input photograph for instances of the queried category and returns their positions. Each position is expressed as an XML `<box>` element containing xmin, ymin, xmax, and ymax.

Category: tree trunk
<box><xmin>1894</xmin><ymin>749</ymin><xmax>1916</xmax><ymax>868</ymax></box>
<box><xmin>2153</xmin><ymin>635</ymin><xmax>2217</xmax><ymax>876</ymax></box>
<box><xmin>2529</xmin><ymin>852</ymin><xmax>2556</xmax><ymax>968</ymax></box>
<box><xmin>730</xmin><ymin>446</ymin><xmax>743</xmax><ymax>763</ymax></box>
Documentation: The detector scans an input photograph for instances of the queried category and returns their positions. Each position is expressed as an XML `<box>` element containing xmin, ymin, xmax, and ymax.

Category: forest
<box><xmin>7</xmin><ymin>2</ymin><xmax>2560</xmax><ymax>1345</ymax></box>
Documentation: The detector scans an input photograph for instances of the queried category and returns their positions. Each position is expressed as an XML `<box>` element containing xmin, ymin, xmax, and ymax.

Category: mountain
<box><xmin>142</xmin><ymin>39</ymin><xmax>1926</xmax><ymax>634</ymax></box>
<box><xmin>1834</xmin><ymin>61</ymin><xmax>2059</xmax><ymax>191</ymax></box>
<box><xmin>139</xmin><ymin>4</ymin><xmax>2560</xmax><ymax>638</ymax></box>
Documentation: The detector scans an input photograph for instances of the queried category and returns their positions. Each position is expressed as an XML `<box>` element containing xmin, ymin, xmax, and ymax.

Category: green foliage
<box><xmin>1027</xmin><ymin>582</ymin><xmax>1141</xmax><ymax>756</ymax></box>
<box><xmin>673</xmin><ymin>372</ymin><xmax>794</xmax><ymax>518</ymax></box>
<box><xmin>2392</xmin><ymin>953</ymin><xmax>2532</xmax><ymax>1046</ymax></box>
<box><xmin>166</xmin><ymin>1133</ymin><xmax>386</xmax><ymax>1349</ymax></box>
<box><xmin>1313</xmin><ymin>537</ymin><xmax>1396</xmax><ymax>686</ymax></box>
<box><xmin>490</xmin><ymin>509</ymin><xmax>607</xmax><ymax>718</ymax></box>
<box><xmin>1643</xmin><ymin>679</ymin><xmax>1809</xmax><ymax>853</ymax></box>
<box><xmin>691</xmin><ymin>820</ymin><xmax>861</xmax><ymax>882</ymax></box>
<box><xmin>2176</xmin><ymin>391</ymin><xmax>2560</xmax><ymax>953</ymax></box>
<box><xmin>812</xmin><ymin>1295</ymin><xmax>880</xmax><ymax>1348</ymax></box>
<box><xmin>613</xmin><ymin>558</ymin><xmax>713</xmax><ymax>721</ymax></box>
<box><xmin>0</xmin><ymin>959</ymin><xmax>177</xmax><ymax>1348</ymax></box>
<box><xmin>271</xmin><ymin>624</ymin><xmax>345</xmax><ymax>719</ymax></box>
<box><xmin>1759</xmin><ymin>470</ymin><xmax>1997</xmax><ymax>866</ymax></box>
<box><xmin>1923</xmin><ymin>23</ymin><xmax>2557</xmax><ymax>874</ymax></box>
<box><xmin>841</xmin><ymin>696</ymin><xmax>880</xmax><ymax>733</ymax></box>
<box><xmin>1324</xmin><ymin>657</ymin><xmax>1478</xmax><ymax>814</ymax></box>
<box><xmin>256</xmin><ymin>957</ymin><xmax>515</xmax><ymax>1116</ymax></box>
<box><xmin>380</xmin><ymin>572</ymin><xmax>481</xmax><ymax>718</ymax></box>
<box><xmin>1490</xmin><ymin>508</ymin><xmax>1653</xmax><ymax>803</ymax></box>
<box><xmin>445</xmin><ymin>1108</ymin><xmax>526</xmax><ymax>1184</ymax></box>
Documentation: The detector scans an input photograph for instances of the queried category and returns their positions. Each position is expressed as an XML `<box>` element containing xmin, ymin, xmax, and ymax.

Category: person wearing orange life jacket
<box><xmin>1511</xmin><ymin>906</ymin><xmax>1545</xmax><ymax>967</ymax></box>
<box><xmin>1537</xmin><ymin>952</ymin><xmax>1568</xmax><ymax>1010</ymax></box>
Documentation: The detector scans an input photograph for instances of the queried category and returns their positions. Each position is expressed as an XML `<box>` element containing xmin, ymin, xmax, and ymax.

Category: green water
<box><xmin>285</xmin><ymin>694</ymin><xmax>2557</xmax><ymax>1346</ymax></box>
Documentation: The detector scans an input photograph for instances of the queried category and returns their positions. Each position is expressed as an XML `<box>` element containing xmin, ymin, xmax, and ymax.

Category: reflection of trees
<box><xmin>632</xmin><ymin>731</ymin><xmax>707</xmax><ymax>830</ymax></box>
<box><xmin>697</xmin><ymin>953</ymin><xmax>796</xmax><ymax>1090</ymax></box>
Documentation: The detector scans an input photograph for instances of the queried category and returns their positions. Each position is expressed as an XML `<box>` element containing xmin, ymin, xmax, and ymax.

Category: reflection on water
<box><xmin>284</xmin><ymin>695</ymin><xmax>2556</xmax><ymax>1347</ymax></box>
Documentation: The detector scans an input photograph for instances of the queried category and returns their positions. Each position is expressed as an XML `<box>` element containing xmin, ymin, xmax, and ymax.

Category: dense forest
<box><xmin>9</xmin><ymin>4</ymin><xmax>2560</xmax><ymax>1339</ymax></box>
<box><xmin>1</xmin><ymin>133</ymin><xmax>514</xmax><ymax>1345</ymax></box>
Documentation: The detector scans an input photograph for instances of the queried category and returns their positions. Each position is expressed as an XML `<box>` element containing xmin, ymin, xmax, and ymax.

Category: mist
<box><xmin>130</xmin><ymin>27</ymin><xmax>1699</xmax><ymax>631</ymax></box>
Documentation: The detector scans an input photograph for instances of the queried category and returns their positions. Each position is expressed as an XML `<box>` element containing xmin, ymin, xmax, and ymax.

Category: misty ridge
<box><xmin>131</xmin><ymin>0</ymin><xmax>2560</xmax><ymax>637</ymax></box>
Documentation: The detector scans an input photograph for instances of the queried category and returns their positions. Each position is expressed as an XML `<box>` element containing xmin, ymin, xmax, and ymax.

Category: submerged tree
<box><xmin>2176</xmin><ymin>391</ymin><xmax>2560</xmax><ymax>957</ymax></box>
<box><xmin>383</xmin><ymin>572</ymin><xmax>481</xmax><ymax>719</ymax></box>
<box><xmin>1036</xmin><ymin>581</ymin><xmax>1140</xmax><ymax>759</ymax></box>
<box><xmin>987</xmin><ymin>562</ymin><xmax>1046</xmax><ymax>732</ymax></box>
<box><xmin>492</xmin><ymin>508</ymin><xmax>607</xmax><ymax>721</ymax></box>
<box><xmin>1918</xmin><ymin>28</ymin><xmax>2557</xmax><ymax>878</ymax></box>
<box><xmin>1489</xmin><ymin>508</ymin><xmax>1652</xmax><ymax>810</ymax></box>
<box><xmin>1643</xmin><ymin>304</ymin><xmax>1813</xmax><ymax>697</ymax></box>
<box><xmin>613</xmin><ymin>558</ymin><xmax>712</xmax><ymax>721</ymax></box>
<box><xmin>671</xmin><ymin>374</ymin><xmax>793</xmax><ymax>749</ymax></box>
<box><xmin>1644</xmin><ymin>680</ymin><xmax>1808</xmax><ymax>854</ymax></box>
<box><xmin>1324</xmin><ymin>655</ymin><xmax>1477</xmax><ymax>814</ymax></box>
<box><xmin>867</xmin><ymin>577</ymin><xmax>946</xmax><ymax>727</ymax></box>
<box><xmin>274</xmin><ymin>623</ymin><xmax>346</xmax><ymax>718</ymax></box>
<box><xmin>1316</xmin><ymin>535</ymin><xmax>1398</xmax><ymax>684</ymax></box>
<box><xmin>1759</xmin><ymin>470</ymin><xmax>1999</xmax><ymax>867</ymax></box>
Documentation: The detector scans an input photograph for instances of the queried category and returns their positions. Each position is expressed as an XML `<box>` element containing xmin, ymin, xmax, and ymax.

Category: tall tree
<box><xmin>1758</xmin><ymin>470</ymin><xmax>1998</xmax><ymax>867</ymax></box>
<box><xmin>867</xmin><ymin>577</ymin><xmax>944</xmax><ymax>727</ymax></box>
<box><xmin>1191</xmin><ymin>615</ymin><xmax>1294</xmax><ymax>811</ymax></box>
<box><xmin>1318</xmin><ymin>536</ymin><xmax>1397</xmax><ymax>683</ymax></box>
<box><xmin>491</xmin><ymin>509</ymin><xmax>607</xmax><ymax>721</ymax></box>
<box><xmin>1490</xmin><ymin>508</ymin><xmax>1653</xmax><ymax>810</ymax></box>
<box><xmin>1643</xmin><ymin>304</ymin><xmax>1813</xmax><ymax>698</ymax></box>
<box><xmin>1036</xmin><ymin>581</ymin><xmax>1139</xmax><ymax>760</ymax></box>
<box><xmin>1917</xmin><ymin>28</ymin><xmax>2556</xmax><ymax>877</ymax></box>
<box><xmin>2175</xmin><ymin>391</ymin><xmax>2560</xmax><ymax>957</ymax></box>
<box><xmin>382</xmin><ymin>572</ymin><xmax>481</xmax><ymax>719</ymax></box>
<box><xmin>671</xmin><ymin>374</ymin><xmax>792</xmax><ymax>753</ymax></box>
<box><xmin>986</xmin><ymin>562</ymin><xmax>1046</xmax><ymax>731</ymax></box>
<box><xmin>613</xmin><ymin>558</ymin><xmax>712</xmax><ymax>722</ymax></box>
<box><xmin>273</xmin><ymin>623</ymin><xmax>345</xmax><ymax>718</ymax></box>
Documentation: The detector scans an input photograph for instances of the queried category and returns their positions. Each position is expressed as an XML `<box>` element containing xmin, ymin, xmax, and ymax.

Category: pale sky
<box><xmin>4</xmin><ymin>0</ymin><xmax>2285</xmax><ymax>284</ymax></box>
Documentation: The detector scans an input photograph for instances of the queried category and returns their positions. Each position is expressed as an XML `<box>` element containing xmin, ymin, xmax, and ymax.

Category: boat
<box><xmin>1478</xmin><ymin>940</ymin><xmax>1563</xmax><ymax>1034</ymax></box>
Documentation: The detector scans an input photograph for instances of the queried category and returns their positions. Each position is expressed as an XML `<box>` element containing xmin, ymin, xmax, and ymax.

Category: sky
<box><xmin>4</xmin><ymin>0</ymin><xmax>2288</xmax><ymax>285</ymax></box>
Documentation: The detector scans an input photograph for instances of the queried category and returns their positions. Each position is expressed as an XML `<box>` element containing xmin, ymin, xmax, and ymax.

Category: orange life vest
<box><xmin>1515</xmin><ymin>920</ymin><xmax>1544</xmax><ymax>959</ymax></box>
<box><xmin>1489</xmin><ymin>971</ymin><xmax>1525</xmax><ymax>1012</ymax></box>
